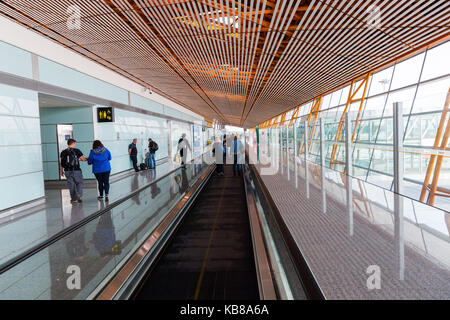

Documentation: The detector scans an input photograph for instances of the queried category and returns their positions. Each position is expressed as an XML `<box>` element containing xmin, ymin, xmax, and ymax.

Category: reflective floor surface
<box><xmin>0</xmin><ymin>161</ymin><xmax>181</xmax><ymax>267</ymax></box>
<box><xmin>253</xmin><ymin>147</ymin><xmax>450</xmax><ymax>299</ymax></box>
<box><xmin>0</xmin><ymin>162</ymin><xmax>209</xmax><ymax>299</ymax></box>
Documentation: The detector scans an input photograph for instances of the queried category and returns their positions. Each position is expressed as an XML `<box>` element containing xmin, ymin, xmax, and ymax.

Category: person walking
<box><xmin>175</xmin><ymin>133</ymin><xmax>192</xmax><ymax>166</ymax></box>
<box><xmin>233</xmin><ymin>135</ymin><xmax>244</xmax><ymax>176</ymax></box>
<box><xmin>88</xmin><ymin>140</ymin><xmax>112</xmax><ymax>201</ymax></box>
<box><xmin>129</xmin><ymin>138</ymin><xmax>139</xmax><ymax>172</ymax></box>
<box><xmin>212</xmin><ymin>137</ymin><xmax>224</xmax><ymax>176</ymax></box>
<box><xmin>147</xmin><ymin>138</ymin><xmax>159</xmax><ymax>169</ymax></box>
<box><xmin>60</xmin><ymin>138</ymin><xmax>88</xmax><ymax>204</ymax></box>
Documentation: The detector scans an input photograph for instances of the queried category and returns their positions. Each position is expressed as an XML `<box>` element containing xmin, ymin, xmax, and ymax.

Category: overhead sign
<box><xmin>97</xmin><ymin>107</ymin><xmax>114</xmax><ymax>123</ymax></box>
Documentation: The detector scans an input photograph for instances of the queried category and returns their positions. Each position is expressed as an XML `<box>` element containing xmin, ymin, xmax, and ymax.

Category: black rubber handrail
<box><xmin>0</xmin><ymin>158</ymin><xmax>209</xmax><ymax>275</ymax></box>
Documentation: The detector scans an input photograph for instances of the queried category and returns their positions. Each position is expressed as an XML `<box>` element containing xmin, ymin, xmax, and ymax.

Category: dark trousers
<box><xmin>216</xmin><ymin>163</ymin><xmax>224</xmax><ymax>174</ymax></box>
<box><xmin>95</xmin><ymin>171</ymin><xmax>111</xmax><ymax>197</ymax></box>
<box><xmin>130</xmin><ymin>155</ymin><xmax>139</xmax><ymax>172</ymax></box>
<box><xmin>65</xmin><ymin>170</ymin><xmax>83</xmax><ymax>201</ymax></box>
<box><xmin>233</xmin><ymin>154</ymin><xmax>242</xmax><ymax>175</ymax></box>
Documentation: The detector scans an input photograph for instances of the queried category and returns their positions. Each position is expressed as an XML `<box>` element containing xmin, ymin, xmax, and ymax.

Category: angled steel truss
<box><xmin>420</xmin><ymin>87</ymin><xmax>450</xmax><ymax>206</ymax></box>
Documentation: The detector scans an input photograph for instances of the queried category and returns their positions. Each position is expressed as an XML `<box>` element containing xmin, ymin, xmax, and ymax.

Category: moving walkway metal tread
<box><xmin>134</xmin><ymin>165</ymin><xmax>259</xmax><ymax>300</ymax></box>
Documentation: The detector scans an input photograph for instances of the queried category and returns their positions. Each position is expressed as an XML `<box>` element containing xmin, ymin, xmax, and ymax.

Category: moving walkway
<box><xmin>0</xmin><ymin>156</ymin><xmax>308</xmax><ymax>300</ymax></box>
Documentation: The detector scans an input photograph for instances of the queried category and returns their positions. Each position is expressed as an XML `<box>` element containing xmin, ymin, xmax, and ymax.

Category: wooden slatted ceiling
<box><xmin>0</xmin><ymin>0</ymin><xmax>449</xmax><ymax>127</ymax></box>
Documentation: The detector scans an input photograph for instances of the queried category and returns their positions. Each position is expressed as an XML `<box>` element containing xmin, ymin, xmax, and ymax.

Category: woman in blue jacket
<box><xmin>88</xmin><ymin>140</ymin><xmax>112</xmax><ymax>201</ymax></box>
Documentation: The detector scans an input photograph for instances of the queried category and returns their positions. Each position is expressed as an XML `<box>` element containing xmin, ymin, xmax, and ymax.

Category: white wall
<box><xmin>94</xmin><ymin>107</ymin><xmax>170</xmax><ymax>174</ymax></box>
<box><xmin>0</xmin><ymin>84</ymin><xmax>44</xmax><ymax>210</ymax></box>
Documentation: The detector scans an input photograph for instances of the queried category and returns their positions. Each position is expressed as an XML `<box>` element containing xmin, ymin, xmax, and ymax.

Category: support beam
<box><xmin>345</xmin><ymin>113</ymin><xmax>353</xmax><ymax>236</ymax></box>
<box><xmin>320</xmin><ymin>118</ymin><xmax>326</xmax><ymax>213</ymax></box>
<box><xmin>420</xmin><ymin>87</ymin><xmax>450</xmax><ymax>205</ymax></box>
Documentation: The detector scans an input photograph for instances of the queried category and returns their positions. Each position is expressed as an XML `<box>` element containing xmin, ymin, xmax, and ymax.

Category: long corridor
<box><xmin>135</xmin><ymin>165</ymin><xmax>259</xmax><ymax>300</ymax></box>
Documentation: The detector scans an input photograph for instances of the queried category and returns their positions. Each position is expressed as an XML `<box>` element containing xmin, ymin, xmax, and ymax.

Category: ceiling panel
<box><xmin>1</xmin><ymin>0</ymin><xmax>449</xmax><ymax>127</ymax></box>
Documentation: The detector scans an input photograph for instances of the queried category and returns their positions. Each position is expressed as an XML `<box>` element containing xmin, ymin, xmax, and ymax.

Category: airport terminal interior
<box><xmin>0</xmin><ymin>0</ymin><xmax>449</xmax><ymax>302</ymax></box>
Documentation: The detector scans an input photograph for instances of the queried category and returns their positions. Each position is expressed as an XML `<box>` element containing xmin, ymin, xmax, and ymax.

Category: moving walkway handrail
<box><xmin>0</xmin><ymin>155</ymin><xmax>209</xmax><ymax>275</ymax></box>
<box><xmin>243</xmin><ymin>165</ymin><xmax>277</xmax><ymax>300</ymax></box>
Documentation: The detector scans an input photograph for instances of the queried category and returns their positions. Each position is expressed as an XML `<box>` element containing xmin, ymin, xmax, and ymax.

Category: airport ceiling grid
<box><xmin>0</xmin><ymin>0</ymin><xmax>449</xmax><ymax>128</ymax></box>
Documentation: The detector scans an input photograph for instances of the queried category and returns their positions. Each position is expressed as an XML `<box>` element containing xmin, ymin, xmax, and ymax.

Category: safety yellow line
<box><xmin>193</xmin><ymin>176</ymin><xmax>228</xmax><ymax>300</ymax></box>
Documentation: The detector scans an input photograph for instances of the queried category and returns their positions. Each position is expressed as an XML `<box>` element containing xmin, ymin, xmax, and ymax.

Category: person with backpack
<box><xmin>88</xmin><ymin>140</ymin><xmax>112</xmax><ymax>201</ymax></box>
<box><xmin>60</xmin><ymin>138</ymin><xmax>88</xmax><ymax>204</ymax></box>
<box><xmin>128</xmin><ymin>138</ymin><xmax>139</xmax><ymax>172</ymax></box>
<box><xmin>147</xmin><ymin>138</ymin><xmax>159</xmax><ymax>169</ymax></box>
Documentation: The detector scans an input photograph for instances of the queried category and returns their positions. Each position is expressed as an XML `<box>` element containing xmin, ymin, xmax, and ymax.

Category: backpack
<box><xmin>150</xmin><ymin>141</ymin><xmax>159</xmax><ymax>152</ymax></box>
<box><xmin>64</xmin><ymin>148</ymin><xmax>79</xmax><ymax>169</ymax></box>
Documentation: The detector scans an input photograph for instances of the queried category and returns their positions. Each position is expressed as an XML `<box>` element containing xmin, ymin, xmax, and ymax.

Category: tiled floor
<box><xmin>255</xmin><ymin>160</ymin><xmax>450</xmax><ymax>299</ymax></box>
<box><xmin>0</xmin><ymin>162</ymin><xmax>210</xmax><ymax>300</ymax></box>
<box><xmin>0</xmin><ymin>161</ymin><xmax>180</xmax><ymax>267</ymax></box>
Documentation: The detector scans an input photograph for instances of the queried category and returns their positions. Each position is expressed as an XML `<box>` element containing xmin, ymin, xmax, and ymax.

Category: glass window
<box><xmin>355</xmin><ymin>95</ymin><xmax>387</xmax><ymax>143</ymax></box>
<box><xmin>324</xmin><ymin>107</ymin><xmax>338</xmax><ymax>123</ymax></box>
<box><xmin>318</xmin><ymin>108</ymin><xmax>328</xmax><ymax>120</ymax></box>
<box><xmin>301</xmin><ymin>102</ymin><xmax>312</xmax><ymax>116</ymax></box>
<box><xmin>375</xmin><ymin>118</ymin><xmax>393</xmax><ymax>144</ymax></box>
<box><xmin>340</xmin><ymin>85</ymin><xmax>351</xmax><ymax>105</ymax></box>
<box><xmin>403</xmin><ymin>152</ymin><xmax>429</xmax><ymax>184</ymax></box>
<box><xmin>285</xmin><ymin>110</ymin><xmax>294</xmax><ymax>124</ymax></box>
<box><xmin>390</xmin><ymin>52</ymin><xmax>425</xmax><ymax>90</ymax></box>
<box><xmin>404</xmin><ymin>113</ymin><xmax>441</xmax><ymax>147</ymax></box>
<box><xmin>368</xmin><ymin>66</ymin><xmax>394</xmax><ymax>96</ymax></box>
<box><xmin>352</xmin><ymin>79</ymin><xmax>365</xmax><ymax>100</ymax></box>
<box><xmin>368</xmin><ymin>149</ymin><xmax>394</xmax><ymax>183</ymax></box>
<box><xmin>361</xmin><ymin>94</ymin><xmax>387</xmax><ymax>119</ymax></box>
<box><xmin>421</xmin><ymin>41</ymin><xmax>450</xmax><ymax>81</ymax></box>
<box><xmin>330</xmin><ymin>89</ymin><xmax>342</xmax><ymax>108</ymax></box>
<box><xmin>321</xmin><ymin>93</ymin><xmax>332</xmax><ymax>111</ymax></box>
<box><xmin>334</xmin><ymin>104</ymin><xmax>346</xmax><ymax>122</ymax></box>
<box><xmin>348</xmin><ymin>101</ymin><xmax>363</xmax><ymax>120</ymax></box>
<box><xmin>275</xmin><ymin>115</ymin><xmax>281</xmax><ymax>125</ymax></box>
<box><xmin>410</xmin><ymin>76</ymin><xmax>450</xmax><ymax>114</ymax></box>
<box><xmin>384</xmin><ymin>86</ymin><xmax>416</xmax><ymax>116</ymax></box>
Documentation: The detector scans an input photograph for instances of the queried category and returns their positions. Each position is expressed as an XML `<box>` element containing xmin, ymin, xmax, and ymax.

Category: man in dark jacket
<box><xmin>60</xmin><ymin>138</ymin><xmax>88</xmax><ymax>204</ymax></box>
<box><xmin>129</xmin><ymin>138</ymin><xmax>139</xmax><ymax>172</ymax></box>
<box><xmin>147</xmin><ymin>138</ymin><xmax>158</xmax><ymax>169</ymax></box>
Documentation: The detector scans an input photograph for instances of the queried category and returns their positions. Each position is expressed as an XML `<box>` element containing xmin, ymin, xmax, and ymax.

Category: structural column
<box><xmin>286</xmin><ymin>124</ymin><xmax>290</xmax><ymax>181</ymax></box>
<box><xmin>304</xmin><ymin>119</ymin><xmax>310</xmax><ymax>199</ymax></box>
<box><xmin>393</xmin><ymin>102</ymin><xmax>405</xmax><ymax>281</ymax></box>
<box><xmin>345</xmin><ymin>113</ymin><xmax>353</xmax><ymax>236</ymax></box>
<box><xmin>320</xmin><ymin>118</ymin><xmax>326</xmax><ymax>213</ymax></box>
<box><xmin>294</xmin><ymin>122</ymin><xmax>298</xmax><ymax>189</ymax></box>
